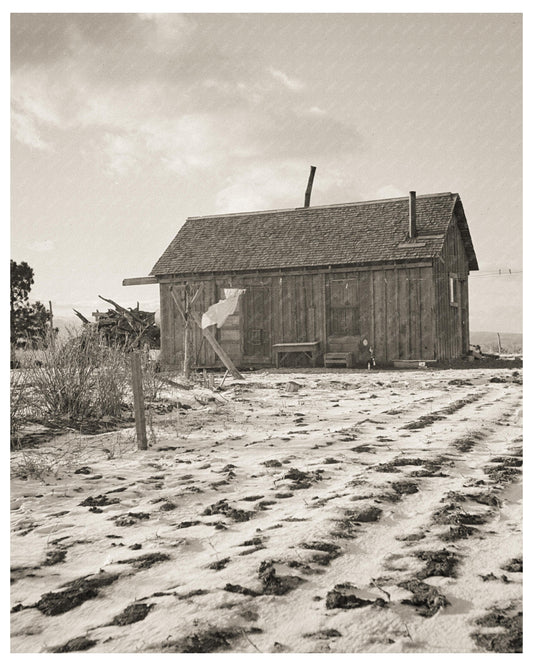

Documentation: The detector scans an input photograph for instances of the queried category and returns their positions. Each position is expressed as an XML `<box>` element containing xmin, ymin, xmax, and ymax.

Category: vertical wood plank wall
<box><xmin>159</xmin><ymin>283</ymin><xmax>176</xmax><ymax>367</ymax></box>
<box><xmin>159</xmin><ymin>260</ymin><xmax>446</xmax><ymax>368</ymax></box>
<box><xmin>433</xmin><ymin>216</ymin><xmax>471</xmax><ymax>360</ymax></box>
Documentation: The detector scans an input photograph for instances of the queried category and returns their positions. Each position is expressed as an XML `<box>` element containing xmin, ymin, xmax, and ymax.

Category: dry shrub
<box><xmin>23</xmin><ymin>329</ymin><xmax>129</xmax><ymax>423</ymax></box>
<box><xmin>11</xmin><ymin>434</ymin><xmax>89</xmax><ymax>480</ymax></box>
<box><xmin>140</xmin><ymin>351</ymin><xmax>165</xmax><ymax>402</ymax></box>
<box><xmin>12</xmin><ymin>449</ymin><xmax>66</xmax><ymax>481</ymax></box>
<box><xmin>10</xmin><ymin>370</ymin><xmax>29</xmax><ymax>444</ymax></box>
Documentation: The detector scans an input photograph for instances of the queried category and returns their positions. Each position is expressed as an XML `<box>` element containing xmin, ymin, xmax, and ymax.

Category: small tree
<box><xmin>10</xmin><ymin>260</ymin><xmax>53</xmax><ymax>347</ymax></box>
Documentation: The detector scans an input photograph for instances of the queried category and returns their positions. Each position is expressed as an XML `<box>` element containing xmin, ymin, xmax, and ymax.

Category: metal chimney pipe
<box><xmin>409</xmin><ymin>191</ymin><xmax>417</xmax><ymax>238</ymax></box>
<box><xmin>304</xmin><ymin>166</ymin><xmax>316</xmax><ymax>207</ymax></box>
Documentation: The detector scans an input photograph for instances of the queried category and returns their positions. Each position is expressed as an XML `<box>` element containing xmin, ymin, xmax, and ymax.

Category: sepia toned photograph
<box><xmin>10</xmin><ymin>10</ymin><xmax>522</xmax><ymax>654</ymax></box>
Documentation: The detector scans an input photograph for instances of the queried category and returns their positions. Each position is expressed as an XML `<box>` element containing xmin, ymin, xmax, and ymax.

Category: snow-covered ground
<box><xmin>10</xmin><ymin>368</ymin><xmax>522</xmax><ymax>653</ymax></box>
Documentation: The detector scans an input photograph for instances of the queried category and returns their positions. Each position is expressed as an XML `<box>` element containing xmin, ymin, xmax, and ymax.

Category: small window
<box><xmin>449</xmin><ymin>275</ymin><xmax>458</xmax><ymax>306</ymax></box>
<box><xmin>248</xmin><ymin>328</ymin><xmax>264</xmax><ymax>346</ymax></box>
<box><xmin>331</xmin><ymin>306</ymin><xmax>360</xmax><ymax>336</ymax></box>
<box><xmin>330</xmin><ymin>278</ymin><xmax>360</xmax><ymax>336</ymax></box>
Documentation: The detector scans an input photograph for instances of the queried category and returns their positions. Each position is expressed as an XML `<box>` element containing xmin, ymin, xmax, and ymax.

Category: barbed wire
<box><xmin>469</xmin><ymin>271</ymin><xmax>522</xmax><ymax>279</ymax></box>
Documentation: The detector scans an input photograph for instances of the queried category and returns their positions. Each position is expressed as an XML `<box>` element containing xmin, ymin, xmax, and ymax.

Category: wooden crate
<box><xmin>324</xmin><ymin>352</ymin><xmax>353</xmax><ymax>368</ymax></box>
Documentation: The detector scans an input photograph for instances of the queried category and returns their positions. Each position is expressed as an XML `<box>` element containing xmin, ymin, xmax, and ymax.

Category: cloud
<box><xmin>138</xmin><ymin>13</ymin><xmax>195</xmax><ymax>53</ymax></box>
<box><xmin>11</xmin><ymin>15</ymin><xmax>361</xmax><ymax>177</ymax></box>
<box><xmin>268</xmin><ymin>67</ymin><xmax>305</xmax><ymax>91</ymax></box>
<box><xmin>215</xmin><ymin>164</ymin><xmax>299</xmax><ymax>213</ymax></box>
<box><xmin>307</xmin><ymin>106</ymin><xmax>326</xmax><ymax>116</ymax></box>
<box><xmin>373</xmin><ymin>185</ymin><xmax>406</xmax><ymax>200</ymax></box>
<box><xmin>102</xmin><ymin>133</ymin><xmax>141</xmax><ymax>176</ymax></box>
<box><xmin>12</xmin><ymin>70</ymin><xmax>63</xmax><ymax>127</ymax></box>
<box><xmin>11</xmin><ymin>109</ymin><xmax>51</xmax><ymax>150</ymax></box>
<box><xmin>215</xmin><ymin>160</ymin><xmax>353</xmax><ymax>213</ymax></box>
<box><xmin>238</xmin><ymin>105</ymin><xmax>361</xmax><ymax>160</ymax></box>
<box><xmin>11</xmin><ymin>63</ymin><xmax>92</xmax><ymax>150</ymax></box>
<box><xmin>28</xmin><ymin>240</ymin><xmax>55</xmax><ymax>252</ymax></box>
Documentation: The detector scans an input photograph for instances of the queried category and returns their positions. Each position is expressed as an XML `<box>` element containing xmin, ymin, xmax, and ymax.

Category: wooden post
<box><xmin>169</xmin><ymin>285</ymin><xmax>245</xmax><ymax>381</ymax></box>
<box><xmin>188</xmin><ymin>310</ymin><xmax>246</xmax><ymax>380</ymax></box>
<box><xmin>497</xmin><ymin>332</ymin><xmax>502</xmax><ymax>355</ymax></box>
<box><xmin>219</xmin><ymin>369</ymin><xmax>230</xmax><ymax>389</ymax></box>
<box><xmin>183</xmin><ymin>317</ymin><xmax>191</xmax><ymax>377</ymax></box>
<box><xmin>130</xmin><ymin>351</ymin><xmax>147</xmax><ymax>450</ymax></box>
<box><xmin>180</xmin><ymin>284</ymin><xmax>202</xmax><ymax>379</ymax></box>
<box><xmin>48</xmin><ymin>300</ymin><xmax>54</xmax><ymax>346</ymax></box>
<box><xmin>183</xmin><ymin>286</ymin><xmax>192</xmax><ymax>378</ymax></box>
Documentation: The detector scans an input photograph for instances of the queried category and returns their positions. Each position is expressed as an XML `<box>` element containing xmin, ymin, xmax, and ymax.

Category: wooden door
<box><xmin>242</xmin><ymin>285</ymin><xmax>272</xmax><ymax>361</ymax></box>
<box><xmin>327</xmin><ymin>277</ymin><xmax>360</xmax><ymax>352</ymax></box>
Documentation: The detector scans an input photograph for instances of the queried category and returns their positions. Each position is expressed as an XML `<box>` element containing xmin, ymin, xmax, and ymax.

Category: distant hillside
<box><xmin>52</xmin><ymin>315</ymin><xmax>83</xmax><ymax>336</ymax></box>
<box><xmin>470</xmin><ymin>331</ymin><xmax>522</xmax><ymax>354</ymax></box>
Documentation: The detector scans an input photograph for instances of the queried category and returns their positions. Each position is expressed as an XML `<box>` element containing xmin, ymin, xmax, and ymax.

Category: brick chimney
<box><xmin>409</xmin><ymin>191</ymin><xmax>417</xmax><ymax>238</ymax></box>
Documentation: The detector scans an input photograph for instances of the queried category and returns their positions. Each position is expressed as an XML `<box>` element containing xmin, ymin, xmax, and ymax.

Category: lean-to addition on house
<box><xmin>124</xmin><ymin>192</ymin><xmax>478</xmax><ymax>369</ymax></box>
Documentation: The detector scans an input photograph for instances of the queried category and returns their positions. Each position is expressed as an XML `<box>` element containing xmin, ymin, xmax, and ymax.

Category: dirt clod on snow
<box><xmin>471</xmin><ymin>603</ymin><xmax>522</xmax><ymax>653</ymax></box>
<box><xmin>49</xmin><ymin>636</ymin><xmax>98</xmax><ymax>652</ymax></box>
<box><xmin>36</xmin><ymin>572</ymin><xmax>120</xmax><ymax>616</ymax></box>
<box><xmin>415</xmin><ymin>549</ymin><xmax>460</xmax><ymax>579</ymax></box>
<box><xmin>258</xmin><ymin>560</ymin><xmax>304</xmax><ymax>596</ymax></box>
<box><xmin>501</xmin><ymin>557</ymin><xmax>522</xmax><ymax>573</ymax></box>
<box><xmin>398</xmin><ymin>579</ymin><xmax>449</xmax><ymax>617</ymax></box>
<box><xmin>110</xmin><ymin>603</ymin><xmax>154</xmax><ymax>626</ymax></box>
<box><xmin>79</xmin><ymin>495</ymin><xmax>119</xmax><ymax>507</ymax></box>
<box><xmin>325</xmin><ymin>585</ymin><xmax>375</xmax><ymax>610</ymax></box>
<box><xmin>116</xmin><ymin>552</ymin><xmax>171</xmax><ymax>569</ymax></box>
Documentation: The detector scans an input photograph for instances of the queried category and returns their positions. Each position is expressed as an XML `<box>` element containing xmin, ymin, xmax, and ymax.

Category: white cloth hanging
<box><xmin>200</xmin><ymin>288</ymin><xmax>246</xmax><ymax>329</ymax></box>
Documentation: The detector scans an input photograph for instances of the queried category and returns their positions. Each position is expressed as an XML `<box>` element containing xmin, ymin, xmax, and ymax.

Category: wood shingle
<box><xmin>151</xmin><ymin>192</ymin><xmax>478</xmax><ymax>276</ymax></box>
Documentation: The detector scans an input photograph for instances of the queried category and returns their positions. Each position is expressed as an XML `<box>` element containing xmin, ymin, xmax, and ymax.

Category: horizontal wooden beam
<box><xmin>156</xmin><ymin>261</ymin><xmax>433</xmax><ymax>283</ymax></box>
<box><xmin>122</xmin><ymin>276</ymin><xmax>158</xmax><ymax>286</ymax></box>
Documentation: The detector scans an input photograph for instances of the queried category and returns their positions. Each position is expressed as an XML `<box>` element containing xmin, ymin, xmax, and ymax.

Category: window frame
<box><xmin>330</xmin><ymin>304</ymin><xmax>361</xmax><ymax>336</ymax></box>
<box><xmin>449</xmin><ymin>273</ymin><xmax>459</xmax><ymax>307</ymax></box>
<box><xmin>329</xmin><ymin>277</ymin><xmax>360</xmax><ymax>337</ymax></box>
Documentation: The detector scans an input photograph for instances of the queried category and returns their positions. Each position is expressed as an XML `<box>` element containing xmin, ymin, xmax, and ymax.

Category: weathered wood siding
<box><xmin>323</xmin><ymin>267</ymin><xmax>434</xmax><ymax>362</ymax></box>
<box><xmin>159</xmin><ymin>282</ymin><xmax>176</xmax><ymax>368</ymax></box>
<box><xmin>433</xmin><ymin>215</ymin><xmax>471</xmax><ymax>360</ymax></box>
<box><xmin>159</xmin><ymin>281</ymin><xmax>220</xmax><ymax>369</ymax></box>
<box><xmin>159</xmin><ymin>261</ymin><xmax>437</xmax><ymax>368</ymax></box>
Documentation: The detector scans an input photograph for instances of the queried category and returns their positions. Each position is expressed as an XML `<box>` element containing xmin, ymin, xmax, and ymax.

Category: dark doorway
<box><xmin>242</xmin><ymin>285</ymin><xmax>272</xmax><ymax>362</ymax></box>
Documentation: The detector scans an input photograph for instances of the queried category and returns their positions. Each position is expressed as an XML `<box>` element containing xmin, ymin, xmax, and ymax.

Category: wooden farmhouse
<box><xmin>125</xmin><ymin>191</ymin><xmax>478</xmax><ymax>369</ymax></box>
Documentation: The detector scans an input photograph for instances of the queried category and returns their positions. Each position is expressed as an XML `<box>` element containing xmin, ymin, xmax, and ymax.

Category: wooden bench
<box><xmin>272</xmin><ymin>341</ymin><xmax>321</xmax><ymax>368</ymax></box>
<box><xmin>324</xmin><ymin>352</ymin><xmax>353</xmax><ymax>368</ymax></box>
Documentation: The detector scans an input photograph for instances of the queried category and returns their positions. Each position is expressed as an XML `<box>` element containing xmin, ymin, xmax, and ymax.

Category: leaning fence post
<box><xmin>130</xmin><ymin>351</ymin><xmax>147</xmax><ymax>450</ymax></box>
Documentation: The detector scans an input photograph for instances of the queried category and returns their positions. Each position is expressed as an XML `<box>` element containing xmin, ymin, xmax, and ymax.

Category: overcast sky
<box><xmin>10</xmin><ymin>12</ymin><xmax>522</xmax><ymax>332</ymax></box>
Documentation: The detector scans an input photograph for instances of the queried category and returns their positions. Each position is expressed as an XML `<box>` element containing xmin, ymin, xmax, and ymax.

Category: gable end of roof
<box><xmin>452</xmin><ymin>195</ymin><xmax>479</xmax><ymax>271</ymax></box>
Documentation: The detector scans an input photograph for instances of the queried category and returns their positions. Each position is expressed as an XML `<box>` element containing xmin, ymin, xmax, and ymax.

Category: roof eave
<box><xmin>151</xmin><ymin>256</ymin><xmax>436</xmax><ymax>280</ymax></box>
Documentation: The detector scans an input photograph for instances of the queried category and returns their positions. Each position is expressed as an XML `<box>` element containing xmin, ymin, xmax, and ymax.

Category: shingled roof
<box><xmin>151</xmin><ymin>192</ymin><xmax>478</xmax><ymax>276</ymax></box>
